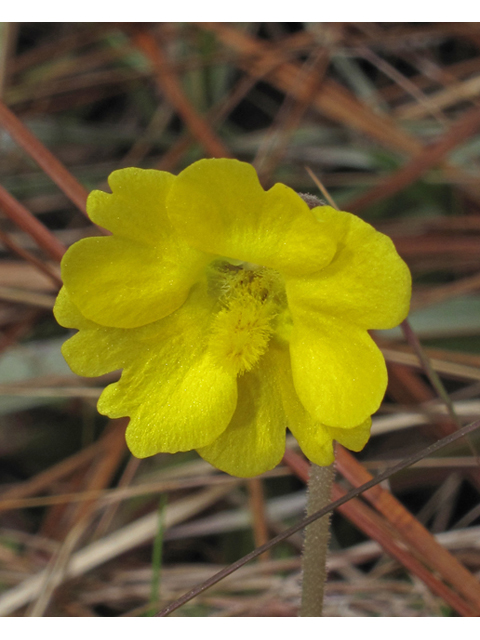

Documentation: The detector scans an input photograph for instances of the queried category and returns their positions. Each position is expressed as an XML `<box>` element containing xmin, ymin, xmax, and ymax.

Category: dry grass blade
<box><xmin>345</xmin><ymin>105</ymin><xmax>480</xmax><ymax>212</ymax></box>
<box><xmin>305</xmin><ymin>166</ymin><xmax>339</xmax><ymax>209</ymax></box>
<box><xmin>157</xmin><ymin>419</ymin><xmax>480</xmax><ymax>616</ymax></box>
<box><xmin>0</xmin><ymin>286</ymin><xmax>55</xmax><ymax>308</ymax></box>
<box><xmin>379</xmin><ymin>55</ymin><xmax>480</xmax><ymax>102</ymax></box>
<box><xmin>357</xmin><ymin>46</ymin><xmax>449</xmax><ymax>124</ymax></box>
<box><xmin>58</xmin><ymin>425</ymin><xmax>127</xmax><ymax>535</ymax></box>
<box><xmin>0</xmin><ymin>424</ymin><xmax>128</xmax><ymax>512</ymax></box>
<box><xmin>155</xmin><ymin>74</ymin><xmax>258</xmax><ymax>171</ymax></box>
<box><xmin>26</xmin><ymin>519</ymin><xmax>87</xmax><ymax>617</ymax></box>
<box><xmin>0</xmin><ymin>228</ymin><xmax>62</xmax><ymax>287</ymax></box>
<box><xmin>0</xmin><ymin>260</ymin><xmax>59</xmax><ymax>292</ymax></box>
<box><xmin>335</xmin><ymin>446</ymin><xmax>480</xmax><ymax>612</ymax></box>
<box><xmin>39</xmin><ymin>424</ymin><xmax>126</xmax><ymax>540</ymax></box>
<box><xmin>401</xmin><ymin>319</ymin><xmax>463</xmax><ymax>431</ymax></box>
<box><xmin>129</xmin><ymin>27</ymin><xmax>231</xmax><ymax>160</ymax></box>
<box><xmin>11</xmin><ymin>25</ymin><xmax>110</xmax><ymax>75</ymax></box>
<box><xmin>284</xmin><ymin>449</ymin><xmax>478</xmax><ymax>617</ymax></box>
<box><xmin>0</xmin><ymin>24</ymin><xmax>17</xmax><ymax>99</ymax></box>
<box><xmin>397</xmin><ymin>74</ymin><xmax>480</xmax><ymax>119</ymax></box>
<box><xmin>0</xmin><ymin>184</ymin><xmax>65</xmax><ymax>262</ymax></box>
<box><xmin>247</xmin><ymin>478</ymin><xmax>270</xmax><ymax>561</ymax></box>
<box><xmin>199</xmin><ymin>22</ymin><xmax>422</xmax><ymax>155</ymax></box>
<box><xmin>0</xmin><ymin>467</ymin><xmax>270</xmax><ymax>512</ymax></box>
<box><xmin>379</xmin><ymin>352</ymin><xmax>480</xmax><ymax>490</ymax></box>
<box><xmin>0</xmin><ymin>484</ymin><xmax>233</xmax><ymax>616</ymax></box>
<box><xmin>332</xmin><ymin>486</ymin><xmax>474</xmax><ymax>616</ymax></box>
<box><xmin>382</xmin><ymin>348</ymin><xmax>480</xmax><ymax>383</ymax></box>
<box><xmin>92</xmin><ymin>456</ymin><xmax>141</xmax><ymax>539</ymax></box>
<box><xmin>253</xmin><ymin>49</ymin><xmax>330</xmax><ymax>184</ymax></box>
<box><xmin>0</xmin><ymin>384</ymin><xmax>101</xmax><ymax>398</ymax></box>
<box><xmin>0</xmin><ymin>101</ymin><xmax>88</xmax><ymax>214</ymax></box>
<box><xmin>414</xmin><ymin>269</ymin><xmax>480</xmax><ymax>309</ymax></box>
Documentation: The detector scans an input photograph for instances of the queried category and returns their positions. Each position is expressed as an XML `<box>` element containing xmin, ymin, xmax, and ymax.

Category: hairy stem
<box><xmin>300</xmin><ymin>462</ymin><xmax>335</xmax><ymax>617</ymax></box>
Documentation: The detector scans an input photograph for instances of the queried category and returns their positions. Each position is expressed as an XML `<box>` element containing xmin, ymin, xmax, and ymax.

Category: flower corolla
<box><xmin>54</xmin><ymin>159</ymin><xmax>411</xmax><ymax>477</ymax></box>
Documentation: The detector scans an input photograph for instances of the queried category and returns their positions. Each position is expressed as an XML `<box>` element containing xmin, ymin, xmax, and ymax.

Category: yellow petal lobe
<box><xmin>166</xmin><ymin>159</ymin><xmax>337</xmax><ymax>277</ymax></box>
<box><xmin>289</xmin><ymin>313</ymin><xmax>387</xmax><ymax>428</ymax></box>
<box><xmin>62</xmin><ymin>168</ymin><xmax>209</xmax><ymax>329</ymax></box>
<box><xmin>198</xmin><ymin>349</ymin><xmax>286</xmax><ymax>477</ymax></box>
<box><xmin>288</xmin><ymin>206</ymin><xmax>411</xmax><ymax>330</ymax></box>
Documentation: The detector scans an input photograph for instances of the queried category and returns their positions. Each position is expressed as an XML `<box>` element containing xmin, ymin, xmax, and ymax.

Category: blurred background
<box><xmin>1</xmin><ymin>22</ymin><xmax>480</xmax><ymax>617</ymax></box>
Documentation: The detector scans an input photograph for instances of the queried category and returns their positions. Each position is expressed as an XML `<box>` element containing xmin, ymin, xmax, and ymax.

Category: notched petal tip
<box><xmin>63</xmin><ymin>163</ymin><xmax>211</xmax><ymax>330</ymax></box>
<box><xmin>166</xmin><ymin>158</ymin><xmax>337</xmax><ymax>277</ymax></box>
<box><xmin>87</xmin><ymin>167</ymin><xmax>176</xmax><ymax>244</ymax></box>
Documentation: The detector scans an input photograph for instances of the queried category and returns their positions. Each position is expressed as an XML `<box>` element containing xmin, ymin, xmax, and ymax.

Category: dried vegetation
<box><xmin>1</xmin><ymin>22</ymin><xmax>480</xmax><ymax>617</ymax></box>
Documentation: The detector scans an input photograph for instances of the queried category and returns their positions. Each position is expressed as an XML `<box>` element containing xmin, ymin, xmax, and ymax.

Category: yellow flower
<box><xmin>54</xmin><ymin>159</ymin><xmax>411</xmax><ymax>477</ymax></box>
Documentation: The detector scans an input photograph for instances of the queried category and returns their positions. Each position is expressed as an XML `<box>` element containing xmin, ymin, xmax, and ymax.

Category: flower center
<box><xmin>207</xmin><ymin>261</ymin><xmax>285</xmax><ymax>375</ymax></box>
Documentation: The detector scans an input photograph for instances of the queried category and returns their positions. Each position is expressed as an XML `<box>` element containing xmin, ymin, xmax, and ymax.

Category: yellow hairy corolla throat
<box><xmin>208</xmin><ymin>263</ymin><xmax>286</xmax><ymax>376</ymax></box>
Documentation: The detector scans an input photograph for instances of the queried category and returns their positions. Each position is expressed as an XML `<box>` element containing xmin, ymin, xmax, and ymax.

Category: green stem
<box><xmin>300</xmin><ymin>462</ymin><xmax>335</xmax><ymax>617</ymax></box>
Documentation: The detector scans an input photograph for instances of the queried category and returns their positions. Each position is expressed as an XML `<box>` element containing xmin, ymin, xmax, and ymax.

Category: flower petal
<box><xmin>287</xmin><ymin>206</ymin><xmax>411</xmax><ymax>330</ymax></box>
<box><xmin>197</xmin><ymin>350</ymin><xmax>286</xmax><ymax>477</ymax></box>
<box><xmin>325</xmin><ymin>419</ymin><xmax>372</xmax><ymax>452</ymax></box>
<box><xmin>87</xmin><ymin>168</ymin><xmax>175</xmax><ymax>246</ymax></box>
<box><xmin>289</xmin><ymin>313</ymin><xmax>387</xmax><ymax>428</ymax></box>
<box><xmin>267</xmin><ymin>341</ymin><xmax>372</xmax><ymax>465</ymax></box>
<box><xmin>63</xmin><ymin>168</ymin><xmax>210</xmax><ymax>329</ymax></box>
<box><xmin>61</xmin><ymin>235</ymin><xmax>208</xmax><ymax>328</ymax></box>
<box><xmin>55</xmin><ymin>287</ymin><xmax>132</xmax><ymax>376</ymax></box>
<box><xmin>95</xmin><ymin>283</ymin><xmax>238</xmax><ymax>457</ymax></box>
<box><xmin>54</xmin><ymin>286</ymin><xmax>95</xmax><ymax>330</ymax></box>
<box><xmin>291</xmin><ymin>422</ymin><xmax>336</xmax><ymax>467</ymax></box>
<box><xmin>267</xmin><ymin>341</ymin><xmax>335</xmax><ymax>466</ymax></box>
<box><xmin>166</xmin><ymin>158</ymin><xmax>337</xmax><ymax>277</ymax></box>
